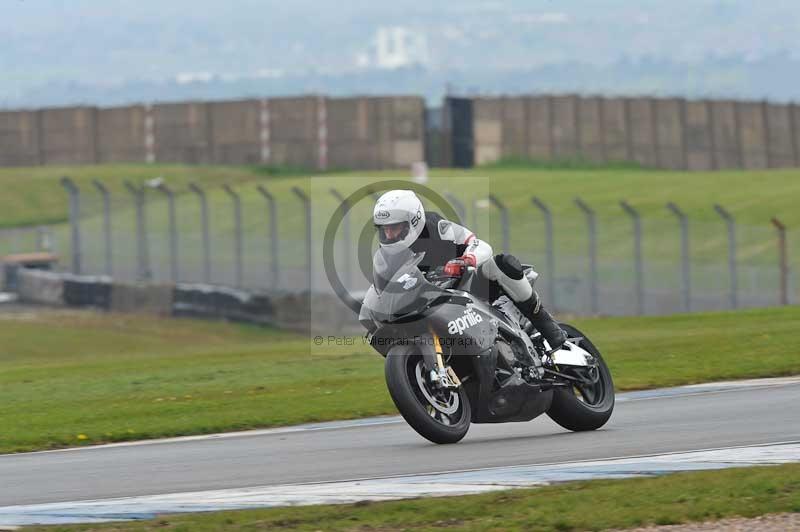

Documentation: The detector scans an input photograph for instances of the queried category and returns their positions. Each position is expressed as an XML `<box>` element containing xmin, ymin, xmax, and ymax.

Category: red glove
<box><xmin>443</xmin><ymin>254</ymin><xmax>476</xmax><ymax>277</ymax></box>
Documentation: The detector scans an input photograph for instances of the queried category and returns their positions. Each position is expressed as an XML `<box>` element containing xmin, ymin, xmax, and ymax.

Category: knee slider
<box><xmin>495</xmin><ymin>254</ymin><xmax>524</xmax><ymax>280</ymax></box>
<box><xmin>481</xmin><ymin>254</ymin><xmax>531</xmax><ymax>302</ymax></box>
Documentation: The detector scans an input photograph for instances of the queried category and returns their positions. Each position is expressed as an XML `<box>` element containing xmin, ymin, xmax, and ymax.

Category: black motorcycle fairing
<box><xmin>472</xmin><ymin>344</ymin><xmax>553</xmax><ymax>422</ymax></box>
<box><xmin>365</xmin><ymin>247</ymin><xmax>553</xmax><ymax>424</ymax></box>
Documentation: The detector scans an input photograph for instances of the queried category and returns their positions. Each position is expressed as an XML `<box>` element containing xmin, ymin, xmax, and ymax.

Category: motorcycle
<box><xmin>359</xmin><ymin>247</ymin><xmax>614</xmax><ymax>444</ymax></box>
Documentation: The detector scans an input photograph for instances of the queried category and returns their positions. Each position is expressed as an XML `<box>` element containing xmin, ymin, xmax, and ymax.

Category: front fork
<box><xmin>426</xmin><ymin>329</ymin><xmax>461</xmax><ymax>389</ymax></box>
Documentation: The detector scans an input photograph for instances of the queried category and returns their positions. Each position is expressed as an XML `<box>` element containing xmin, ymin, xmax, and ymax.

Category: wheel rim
<box><xmin>569</xmin><ymin>365</ymin><xmax>607</xmax><ymax>407</ymax></box>
<box><xmin>408</xmin><ymin>358</ymin><xmax>463</xmax><ymax>425</ymax></box>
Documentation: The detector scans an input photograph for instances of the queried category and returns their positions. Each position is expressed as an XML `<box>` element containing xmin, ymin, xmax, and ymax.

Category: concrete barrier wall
<box><xmin>208</xmin><ymin>99</ymin><xmax>262</xmax><ymax>165</ymax></box>
<box><xmin>97</xmin><ymin>105</ymin><xmax>147</xmax><ymax>163</ymax></box>
<box><xmin>327</xmin><ymin>97</ymin><xmax>374</xmax><ymax>169</ymax></box>
<box><xmin>600</xmin><ymin>97</ymin><xmax>629</xmax><ymax>162</ymax></box>
<box><xmin>472</xmin><ymin>98</ymin><xmax>503</xmax><ymax>165</ymax></box>
<box><xmin>327</xmin><ymin>96</ymin><xmax>424</xmax><ymax>169</ymax></box>
<box><xmin>40</xmin><ymin>106</ymin><xmax>98</xmax><ymax>164</ymax></box>
<box><xmin>628</xmin><ymin>98</ymin><xmax>657</xmax><ymax>167</ymax></box>
<box><xmin>683</xmin><ymin>101</ymin><xmax>713</xmax><ymax>170</ymax></box>
<box><xmin>764</xmin><ymin>102</ymin><xmax>796</xmax><ymax>168</ymax></box>
<box><xmin>708</xmin><ymin>100</ymin><xmax>740</xmax><ymax>169</ymax></box>
<box><xmin>3</xmin><ymin>95</ymin><xmax>800</xmax><ymax>171</ymax></box>
<box><xmin>653</xmin><ymin>98</ymin><xmax>685</xmax><ymax>170</ymax></box>
<box><xmin>0</xmin><ymin>110</ymin><xmax>41</xmax><ymax>166</ymax></box>
<box><xmin>16</xmin><ymin>268</ymin><xmax>64</xmax><ymax>306</ymax></box>
<box><xmin>737</xmin><ymin>101</ymin><xmax>768</xmax><ymax>169</ymax></box>
<box><xmin>577</xmin><ymin>97</ymin><xmax>604</xmax><ymax>162</ymax></box>
<box><xmin>500</xmin><ymin>97</ymin><xmax>527</xmax><ymax>159</ymax></box>
<box><xmin>526</xmin><ymin>96</ymin><xmax>552</xmax><ymax>159</ymax></box>
<box><xmin>464</xmin><ymin>94</ymin><xmax>800</xmax><ymax>171</ymax></box>
<box><xmin>268</xmin><ymin>96</ymin><xmax>320</xmax><ymax>169</ymax></box>
<box><xmin>792</xmin><ymin>104</ymin><xmax>800</xmax><ymax>167</ymax></box>
<box><xmin>152</xmin><ymin>102</ymin><xmax>212</xmax><ymax>164</ymax></box>
<box><xmin>550</xmin><ymin>95</ymin><xmax>579</xmax><ymax>159</ymax></box>
<box><xmin>387</xmin><ymin>96</ymin><xmax>425</xmax><ymax>167</ymax></box>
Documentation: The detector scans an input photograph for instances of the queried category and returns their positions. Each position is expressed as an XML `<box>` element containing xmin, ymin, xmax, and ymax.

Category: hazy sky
<box><xmin>3</xmin><ymin>1</ymin><xmax>799</xmax><ymax>103</ymax></box>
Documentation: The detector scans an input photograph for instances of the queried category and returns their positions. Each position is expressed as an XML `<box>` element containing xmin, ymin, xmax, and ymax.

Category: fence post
<box><xmin>488</xmin><ymin>194</ymin><xmax>510</xmax><ymax>253</ymax></box>
<box><xmin>293</xmin><ymin>187</ymin><xmax>313</xmax><ymax>292</ymax></box>
<box><xmin>575</xmin><ymin>197</ymin><xmax>599</xmax><ymax>315</ymax></box>
<box><xmin>59</xmin><ymin>177</ymin><xmax>82</xmax><ymax>274</ymax></box>
<box><xmin>257</xmin><ymin>185</ymin><xmax>280</xmax><ymax>290</ymax></box>
<box><xmin>714</xmin><ymin>204</ymin><xmax>737</xmax><ymax>309</ymax></box>
<box><xmin>91</xmin><ymin>180</ymin><xmax>113</xmax><ymax>276</ymax></box>
<box><xmin>471</xmin><ymin>198</ymin><xmax>479</xmax><ymax>234</ymax></box>
<box><xmin>531</xmin><ymin>197</ymin><xmax>556</xmax><ymax>309</ymax></box>
<box><xmin>188</xmin><ymin>183</ymin><xmax>211</xmax><ymax>284</ymax></box>
<box><xmin>124</xmin><ymin>181</ymin><xmax>151</xmax><ymax>281</ymax></box>
<box><xmin>771</xmin><ymin>218</ymin><xmax>788</xmax><ymax>306</ymax></box>
<box><xmin>667</xmin><ymin>202</ymin><xmax>691</xmax><ymax>312</ymax></box>
<box><xmin>330</xmin><ymin>188</ymin><xmax>352</xmax><ymax>290</ymax></box>
<box><xmin>620</xmin><ymin>200</ymin><xmax>644</xmax><ymax>315</ymax></box>
<box><xmin>156</xmin><ymin>183</ymin><xmax>179</xmax><ymax>282</ymax></box>
<box><xmin>445</xmin><ymin>192</ymin><xmax>466</xmax><ymax>223</ymax></box>
<box><xmin>222</xmin><ymin>185</ymin><xmax>244</xmax><ymax>288</ymax></box>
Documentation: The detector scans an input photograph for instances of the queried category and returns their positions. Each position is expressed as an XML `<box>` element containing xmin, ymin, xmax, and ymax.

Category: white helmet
<box><xmin>373</xmin><ymin>190</ymin><xmax>425</xmax><ymax>251</ymax></box>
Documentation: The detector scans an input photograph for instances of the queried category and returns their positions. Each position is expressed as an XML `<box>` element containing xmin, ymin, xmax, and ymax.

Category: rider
<box><xmin>373</xmin><ymin>189</ymin><xmax>567</xmax><ymax>350</ymax></box>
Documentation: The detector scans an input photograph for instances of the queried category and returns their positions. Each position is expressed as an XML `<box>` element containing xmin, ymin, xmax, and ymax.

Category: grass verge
<box><xmin>1</xmin><ymin>305</ymin><xmax>799</xmax><ymax>454</ymax></box>
<box><xmin>29</xmin><ymin>463</ymin><xmax>800</xmax><ymax>531</ymax></box>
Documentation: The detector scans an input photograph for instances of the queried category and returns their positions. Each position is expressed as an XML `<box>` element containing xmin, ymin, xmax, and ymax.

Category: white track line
<box><xmin>1</xmin><ymin>441</ymin><xmax>798</xmax><ymax>526</ymax></box>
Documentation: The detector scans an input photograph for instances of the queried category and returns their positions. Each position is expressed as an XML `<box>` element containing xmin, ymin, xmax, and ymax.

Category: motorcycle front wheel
<box><xmin>385</xmin><ymin>345</ymin><xmax>471</xmax><ymax>444</ymax></box>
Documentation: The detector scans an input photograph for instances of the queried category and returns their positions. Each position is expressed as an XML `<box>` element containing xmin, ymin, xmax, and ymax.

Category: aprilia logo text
<box><xmin>447</xmin><ymin>308</ymin><xmax>483</xmax><ymax>335</ymax></box>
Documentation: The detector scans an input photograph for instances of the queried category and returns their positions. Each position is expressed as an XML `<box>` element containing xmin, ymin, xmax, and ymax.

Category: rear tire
<box><xmin>385</xmin><ymin>346</ymin><xmax>471</xmax><ymax>444</ymax></box>
<box><xmin>546</xmin><ymin>323</ymin><xmax>614</xmax><ymax>431</ymax></box>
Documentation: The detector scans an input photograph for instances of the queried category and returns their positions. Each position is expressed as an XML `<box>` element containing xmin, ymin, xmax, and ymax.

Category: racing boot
<box><xmin>517</xmin><ymin>292</ymin><xmax>567</xmax><ymax>351</ymax></box>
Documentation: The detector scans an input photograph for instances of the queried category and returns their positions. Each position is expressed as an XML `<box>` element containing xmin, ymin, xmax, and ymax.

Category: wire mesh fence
<box><xmin>3</xmin><ymin>175</ymin><xmax>795</xmax><ymax>318</ymax></box>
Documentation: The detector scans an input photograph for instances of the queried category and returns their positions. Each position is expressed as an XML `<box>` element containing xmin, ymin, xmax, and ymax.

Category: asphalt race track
<box><xmin>1</xmin><ymin>377</ymin><xmax>799</xmax><ymax>525</ymax></box>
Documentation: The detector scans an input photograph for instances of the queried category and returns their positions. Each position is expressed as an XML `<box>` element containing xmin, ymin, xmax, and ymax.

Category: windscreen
<box><xmin>367</xmin><ymin>247</ymin><xmax>442</xmax><ymax>321</ymax></box>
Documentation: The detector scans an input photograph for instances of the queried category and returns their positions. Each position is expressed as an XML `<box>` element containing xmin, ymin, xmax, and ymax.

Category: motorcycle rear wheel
<box><xmin>385</xmin><ymin>346</ymin><xmax>471</xmax><ymax>444</ymax></box>
<box><xmin>546</xmin><ymin>323</ymin><xmax>615</xmax><ymax>431</ymax></box>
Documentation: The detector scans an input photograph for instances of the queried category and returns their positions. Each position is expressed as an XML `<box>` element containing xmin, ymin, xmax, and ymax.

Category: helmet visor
<box><xmin>376</xmin><ymin>221</ymin><xmax>410</xmax><ymax>245</ymax></box>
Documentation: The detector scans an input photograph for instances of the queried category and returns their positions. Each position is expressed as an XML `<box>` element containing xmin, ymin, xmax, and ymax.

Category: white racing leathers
<box><xmin>393</xmin><ymin>211</ymin><xmax>567</xmax><ymax>349</ymax></box>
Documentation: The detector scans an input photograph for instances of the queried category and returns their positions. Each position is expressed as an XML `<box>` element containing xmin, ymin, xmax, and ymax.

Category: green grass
<box><xmin>1</xmin><ymin>305</ymin><xmax>799</xmax><ymax>454</ymax></box>
<box><xmin>0</xmin><ymin>164</ymin><xmax>269</xmax><ymax>229</ymax></box>
<box><xmin>3</xmin><ymin>162</ymin><xmax>799</xmax><ymax>228</ymax></box>
<box><xmin>30</xmin><ymin>463</ymin><xmax>800</xmax><ymax>531</ymax></box>
<box><xmin>478</xmin><ymin>155</ymin><xmax>651</xmax><ymax>171</ymax></box>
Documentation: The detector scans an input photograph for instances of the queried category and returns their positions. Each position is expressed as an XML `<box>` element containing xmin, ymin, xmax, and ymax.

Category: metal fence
<box><xmin>0</xmin><ymin>226</ymin><xmax>57</xmax><ymax>258</ymax></box>
<box><xmin>2</xmin><ymin>177</ymin><xmax>795</xmax><ymax>317</ymax></box>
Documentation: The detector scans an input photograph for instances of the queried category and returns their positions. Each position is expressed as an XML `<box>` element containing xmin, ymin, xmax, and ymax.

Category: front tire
<box><xmin>385</xmin><ymin>346</ymin><xmax>471</xmax><ymax>444</ymax></box>
<box><xmin>546</xmin><ymin>323</ymin><xmax>614</xmax><ymax>431</ymax></box>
